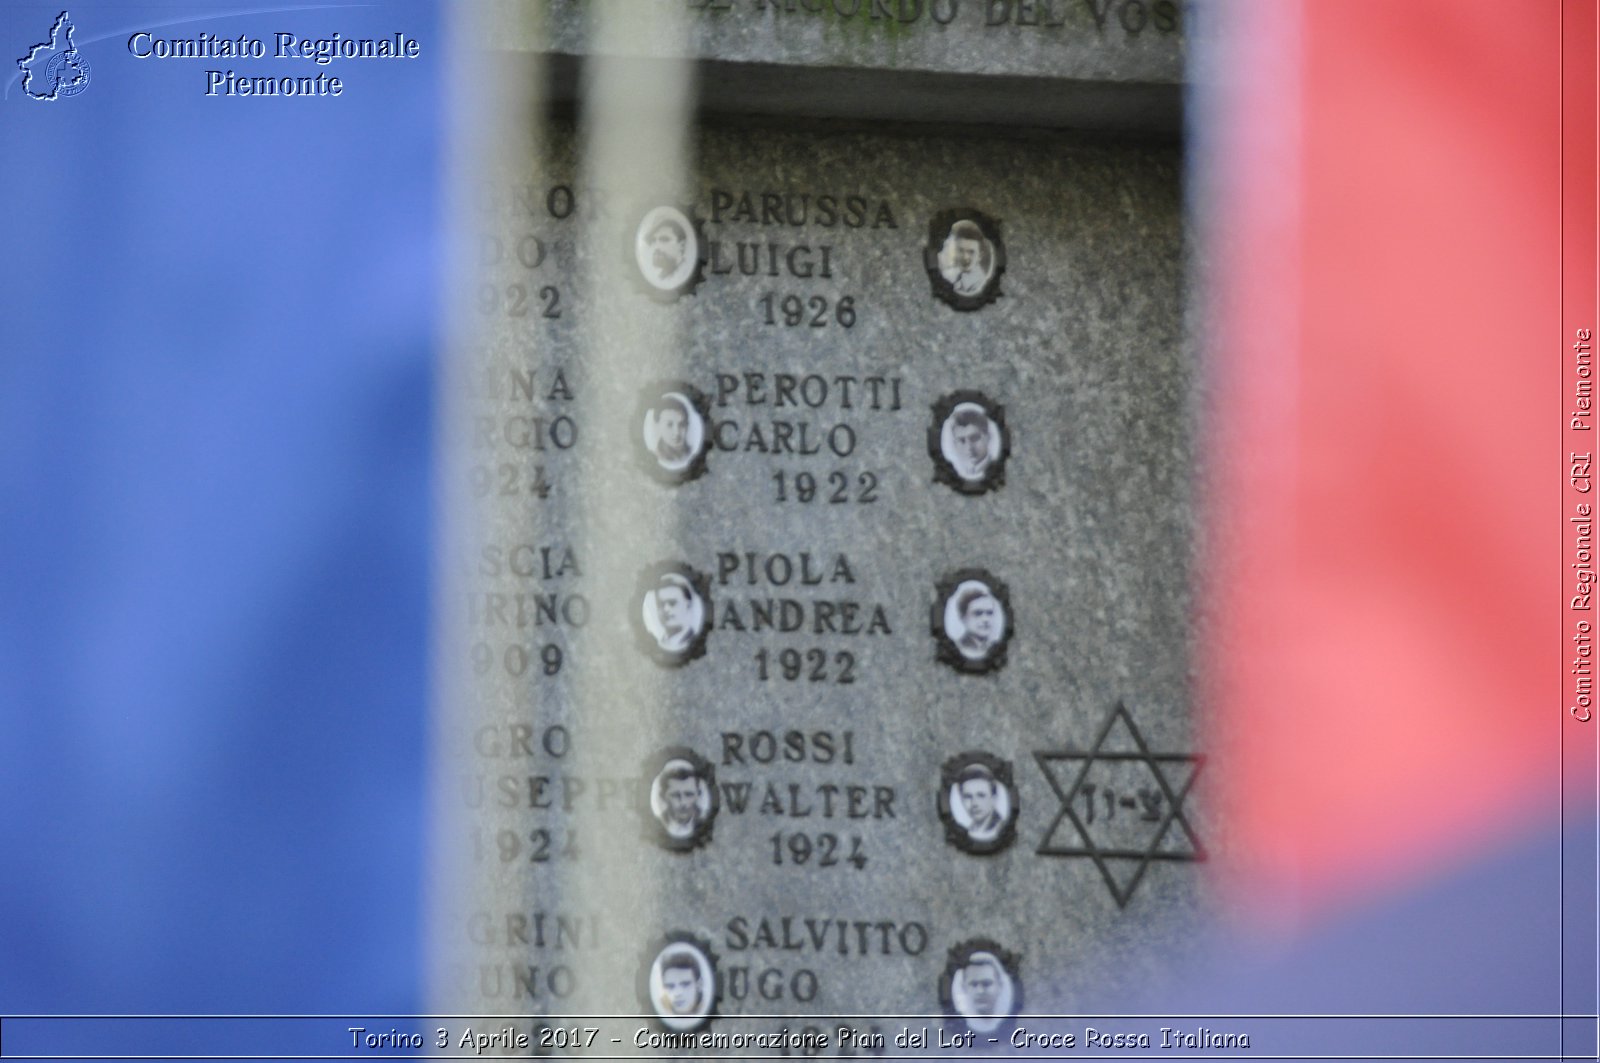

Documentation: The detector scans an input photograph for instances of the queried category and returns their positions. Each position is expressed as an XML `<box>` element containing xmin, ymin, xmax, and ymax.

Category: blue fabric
<box><xmin>1143</xmin><ymin>818</ymin><xmax>1596</xmax><ymax>1061</ymax></box>
<box><xmin>1</xmin><ymin>2</ymin><xmax>439</xmax><ymax>1018</ymax></box>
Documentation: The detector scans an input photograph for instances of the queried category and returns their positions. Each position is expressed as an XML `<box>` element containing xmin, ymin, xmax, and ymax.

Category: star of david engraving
<box><xmin>1034</xmin><ymin>701</ymin><xmax>1204</xmax><ymax>908</ymax></box>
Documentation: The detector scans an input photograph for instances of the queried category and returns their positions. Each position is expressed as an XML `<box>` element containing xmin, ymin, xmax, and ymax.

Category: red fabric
<box><xmin>1205</xmin><ymin>0</ymin><xmax>1566</xmax><ymax>915</ymax></box>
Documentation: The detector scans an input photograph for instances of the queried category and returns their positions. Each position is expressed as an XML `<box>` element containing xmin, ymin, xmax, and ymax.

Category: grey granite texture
<box><xmin>441</xmin><ymin>115</ymin><xmax>1198</xmax><ymax>1041</ymax></box>
<box><xmin>485</xmin><ymin>0</ymin><xmax>1188</xmax><ymax>133</ymax></box>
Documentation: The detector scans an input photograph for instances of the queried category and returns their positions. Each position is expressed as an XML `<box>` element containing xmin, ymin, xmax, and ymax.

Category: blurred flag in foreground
<box><xmin>1189</xmin><ymin>0</ymin><xmax>1595</xmax><ymax>1049</ymax></box>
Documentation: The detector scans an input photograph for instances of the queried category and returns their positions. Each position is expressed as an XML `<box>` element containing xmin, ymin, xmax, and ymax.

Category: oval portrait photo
<box><xmin>643</xmin><ymin>747</ymin><xmax>719</xmax><ymax>853</ymax></box>
<box><xmin>930</xmin><ymin>391</ymin><xmax>1009</xmax><ymax>494</ymax></box>
<box><xmin>924</xmin><ymin>208</ymin><xmax>1005</xmax><ymax>311</ymax></box>
<box><xmin>632</xmin><ymin>205</ymin><xmax>704</xmax><ymax>300</ymax></box>
<box><xmin>932</xmin><ymin>569</ymin><xmax>1013</xmax><ymax>674</ymax></box>
<box><xmin>939</xmin><ymin>939</ymin><xmax>1022</xmax><ymax>1036</ymax></box>
<box><xmin>635</xmin><ymin>384</ymin><xmax>712</xmax><ymax>485</ymax></box>
<box><xmin>639</xmin><ymin>933</ymin><xmax>719</xmax><ymax>1033</ymax></box>
<box><xmin>938</xmin><ymin>752</ymin><xmax>1018</xmax><ymax>855</ymax></box>
<box><xmin>633</xmin><ymin>563</ymin><xmax>713</xmax><ymax>667</ymax></box>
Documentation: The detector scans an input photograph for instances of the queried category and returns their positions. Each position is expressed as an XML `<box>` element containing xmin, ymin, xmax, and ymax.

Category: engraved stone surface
<box><xmin>481</xmin><ymin>0</ymin><xmax>1188</xmax><ymax>133</ymax></box>
<box><xmin>435</xmin><ymin>5</ymin><xmax>1198</xmax><ymax>1048</ymax></box>
<box><xmin>491</xmin><ymin>0</ymin><xmax>1187</xmax><ymax>83</ymax></box>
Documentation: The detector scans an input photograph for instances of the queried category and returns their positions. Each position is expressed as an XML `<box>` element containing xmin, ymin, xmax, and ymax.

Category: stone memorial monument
<box><xmin>432</xmin><ymin>0</ymin><xmax>1202</xmax><ymax>1052</ymax></box>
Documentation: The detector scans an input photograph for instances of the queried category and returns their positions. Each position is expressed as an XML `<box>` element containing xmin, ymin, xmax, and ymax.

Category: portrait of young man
<box><xmin>632</xmin><ymin>205</ymin><xmax>702</xmax><ymax>299</ymax></box>
<box><xmin>952</xmin><ymin>585</ymin><xmax>1001</xmax><ymax>660</ymax></box>
<box><xmin>640</xmin><ymin>936</ymin><xmax>718</xmax><ymax>1033</ymax></box>
<box><xmin>657</xmin><ymin>949</ymin><xmax>704</xmax><ymax>1016</ymax></box>
<box><xmin>939</xmin><ymin>753</ymin><xmax>1018</xmax><ymax>854</ymax></box>
<box><xmin>930</xmin><ymin>392</ymin><xmax>1009</xmax><ymax>494</ymax></box>
<box><xmin>940</xmin><ymin>219</ymin><xmax>991</xmax><ymax>296</ymax></box>
<box><xmin>635</xmin><ymin>385</ymin><xmax>712</xmax><ymax>485</ymax></box>
<box><xmin>948</xmin><ymin>406</ymin><xmax>993</xmax><ymax>480</ymax></box>
<box><xmin>645</xmin><ymin>573</ymin><xmax>701</xmax><ymax>654</ymax></box>
<box><xmin>924</xmin><ymin>209</ymin><xmax>1006</xmax><ymax>310</ymax></box>
<box><xmin>654</xmin><ymin>761</ymin><xmax>704</xmax><ymax>841</ymax></box>
<box><xmin>933</xmin><ymin>571</ymin><xmax>1013</xmax><ymax>674</ymax></box>
<box><xmin>634</xmin><ymin>563</ymin><xmax>713</xmax><ymax>665</ymax></box>
<box><xmin>643</xmin><ymin>747</ymin><xmax>719</xmax><ymax>852</ymax></box>
<box><xmin>940</xmin><ymin>940</ymin><xmax>1021</xmax><ymax>1036</ymax></box>
<box><xmin>958</xmin><ymin>765</ymin><xmax>1004</xmax><ymax>841</ymax></box>
<box><xmin>649</xmin><ymin>395</ymin><xmax>694</xmax><ymax>470</ymax></box>
<box><xmin>646</xmin><ymin>218</ymin><xmax>687</xmax><ymax>282</ymax></box>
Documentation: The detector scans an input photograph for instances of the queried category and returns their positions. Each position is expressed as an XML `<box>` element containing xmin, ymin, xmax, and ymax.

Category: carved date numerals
<box><xmin>478</xmin><ymin>283</ymin><xmax>561</xmax><ymax>319</ymax></box>
<box><xmin>759</xmin><ymin>292</ymin><xmax>856</xmax><ymax>328</ymax></box>
<box><xmin>471</xmin><ymin>641</ymin><xmax>563</xmax><ymax>678</ymax></box>
<box><xmin>471</xmin><ymin>827</ymin><xmax>579</xmax><ymax>863</ymax></box>
<box><xmin>773</xmin><ymin>470</ymin><xmax>879</xmax><ymax>504</ymax></box>
<box><xmin>769</xmin><ymin>831</ymin><xmax>867</xmax><ymax>869</ymax></box>
<box><xmin>756</xmin><ymin>648</ymin><xmax>856</xmax><ymax>683</ymax></box>
<box><xmin>470</xmin><ymin>463</ymin><xmax>552</xmax><ymax>498</ymax></box>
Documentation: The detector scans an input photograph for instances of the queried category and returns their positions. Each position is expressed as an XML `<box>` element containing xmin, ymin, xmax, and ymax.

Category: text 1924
<box><xmin>769</xmin><ymin>831</ymin><xmax>867</xmax><ymax>869</ymax></box>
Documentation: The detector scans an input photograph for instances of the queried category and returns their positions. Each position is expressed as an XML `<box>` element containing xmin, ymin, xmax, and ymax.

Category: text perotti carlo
<box><xmin>126</xmin><ymin>31</ymin><xmax>421</xmax><ymax>97</ymax></box>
